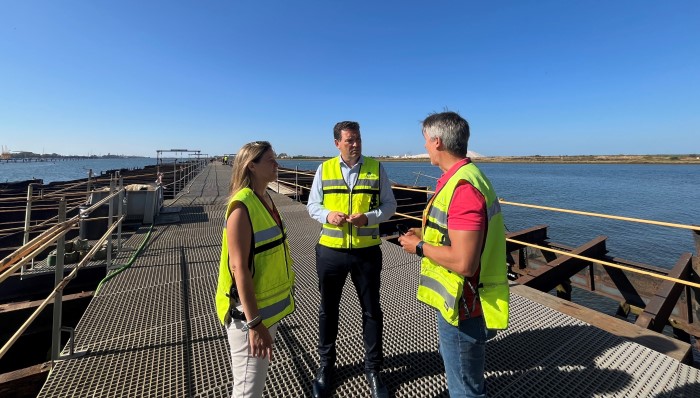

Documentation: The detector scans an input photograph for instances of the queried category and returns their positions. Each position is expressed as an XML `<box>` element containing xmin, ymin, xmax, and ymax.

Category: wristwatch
<box><xmin>415</xmin><ymin>241</ymin><xmax>425</xmax><ymax>257</ymax></box>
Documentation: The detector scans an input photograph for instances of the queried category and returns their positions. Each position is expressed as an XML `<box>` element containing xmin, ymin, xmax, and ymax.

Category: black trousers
<box><xmin>315</xmin><ymin>244</ymin><xmax>384</xmax><ymax>372</ymax></box>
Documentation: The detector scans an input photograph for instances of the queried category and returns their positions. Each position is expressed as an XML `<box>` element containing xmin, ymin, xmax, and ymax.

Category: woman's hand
<box><xmin>248</xmin><ymin>324</ymin><xmax>274</xmax><ymax>361</ymax></box>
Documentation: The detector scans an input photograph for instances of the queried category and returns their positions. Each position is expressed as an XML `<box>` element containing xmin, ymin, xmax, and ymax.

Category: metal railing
<box><xmin>0</xmin><ymin>160</ymin><xmax>208</xmax><ymax>366</ymax></box>
<box><xmin>0</xmin><ymin>175</ymin><xmax>127</xmax><ymax>363</ymax></box>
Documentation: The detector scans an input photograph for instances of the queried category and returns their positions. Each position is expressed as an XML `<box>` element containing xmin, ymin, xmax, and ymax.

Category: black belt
<box><xmin>230</xmin><ymin>308</ymin><xmax>247</xmax><ymax>321</ymax></box>
<box><xmin>228</xmin><ymin>285</ymin><xmax>246</xmax><ymax>321</ymax></box>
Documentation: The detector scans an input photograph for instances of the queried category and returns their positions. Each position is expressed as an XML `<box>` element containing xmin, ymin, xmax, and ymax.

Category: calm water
<box><xmin>0</xmin><ymin>158</ymin><xmax>159</xmax><ymax>184</ymax></box>
<box><xmin>280</xmin><ymin>160</ymin><xmax>699</xmax><ymax>269</ymax></box>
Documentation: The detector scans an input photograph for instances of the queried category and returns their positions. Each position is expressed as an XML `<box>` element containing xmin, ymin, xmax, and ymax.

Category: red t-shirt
<box><xmin>434</xmin><ymin>158</ymin><xmax>486</xmax><ymax>319</ymax></box>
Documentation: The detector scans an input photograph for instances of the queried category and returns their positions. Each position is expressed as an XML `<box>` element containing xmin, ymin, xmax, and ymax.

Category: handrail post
<box><xmin>186</xmin><ymin>162</ymin><xmax>191</xmax><ymax>190</ymax></box>
<box><xmin>23</xmin><ymin>183</ymin><xmax>35</xmax><ymax>245</ymax></box>
<box><xmin>107</xmin><ymin>176</ymin><xmax>114</xmax><ymax>270</ymax></box>
<box><xmin>21</xmin><ymin>183</ymin><xmax>36</xmax><ymax>274</ymax></box>
<box><xmin>86</xmin><ymin>168</ymin><xmax>93</xmax><ymax>201</ymax></box>
<box><xmin>173</xmin><ymin>161</ymin><xmax>177</xmax><ymax>197</ymax></box>
<box><xmin>51</xmin><ymin>197</ymin><xmax>66</xmax><ymax>361</ymax></box>
<box><xmin>295</xmin><ymin>166</ymin><xmax>299</xmax><ymax>201</ymax></box>
<box><xmin>692</xmin><ymin>230</ymin><xmax>700</xmax><ymax>277</ymax></box>
<box><xmin>118</xmin><ymin>175</ymin><xmax>124</xmax><ymax>251</ymax></box>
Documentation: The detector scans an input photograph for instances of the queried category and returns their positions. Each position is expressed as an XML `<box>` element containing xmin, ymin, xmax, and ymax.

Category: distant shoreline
<box><xmin>282</xmin><ymin>154</ymin><xmax>700</xmax><ymax>165</ymax></box>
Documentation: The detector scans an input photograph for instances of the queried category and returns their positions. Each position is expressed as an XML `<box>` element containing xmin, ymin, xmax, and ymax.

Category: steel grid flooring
<box><xmin>38</xmin><ymin>164</ymin><xmax>700</xmax><ymax>397</ymax></box>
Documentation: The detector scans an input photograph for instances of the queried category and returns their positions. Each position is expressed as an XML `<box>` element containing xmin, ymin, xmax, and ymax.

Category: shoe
<box><xmin>312</xmin><ymin>366</ymin><xmax>334</xmax><ymax>398</ymax></box>
<box><xmin>365</xmin><ymin>370</ymin><xmax>389</xmax><ymax>398</ymax></box>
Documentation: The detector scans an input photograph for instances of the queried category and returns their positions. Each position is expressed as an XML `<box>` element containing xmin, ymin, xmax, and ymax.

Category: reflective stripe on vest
<box><xmin>215</xmin><ymin>188</ymin><xmax>295</xmax><ymax>328</ymax></box>
<box><xmin>417</xmin><ymin>162</ymin><xmax>509</xmax><ymax>329</ymax></box>
<box><xmin>318</xmin><ymin>157</ymin><xmax>382</xmax><ymax>249</ymax></box>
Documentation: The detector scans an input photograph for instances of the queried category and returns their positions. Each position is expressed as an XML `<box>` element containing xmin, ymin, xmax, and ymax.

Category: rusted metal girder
<box><xmin>601</xmin><ymin>262</ymin><xmax>647</xmax><ymax>309</ymax></box>
<box><xmin>516</xmin><ymin>235</ymin><xmax>608</xmax><ymax>294</ymax></box>
<box><xmin>506</xmin><ymin>225</ymin><xmax>549</xmax><ymax>271</ymax></box>
<box><xmin>506</xmin><ymin>225</ymin><xmax>700</xmax><ymax>352</ymax></box>
<box><xmin>636</xmin><ymin>253</ymin><xmax>694</xmax><ymax>333</ymax></box>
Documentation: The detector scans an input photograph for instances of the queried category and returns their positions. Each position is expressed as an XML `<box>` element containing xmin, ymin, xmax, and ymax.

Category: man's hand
<box><xmin>398</xmin><ymin>232</ymin><xmax>421</xmax><ymax>255</ymax></box>
<box><xmin>326</xmin><ymin>211</ymin><xmax>348</xmax><ymax>226</ymax></box>
<box><xmin>347</xmin><ymin>213</ymin><xmax>368</xmax><ymax>227</ymax></box>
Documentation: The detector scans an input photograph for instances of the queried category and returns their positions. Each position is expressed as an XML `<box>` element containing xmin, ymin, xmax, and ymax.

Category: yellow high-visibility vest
<box><xmin>318</xmin><ymin>157</ymin><xmax>381</xmax><ymax>249</ymax></box>
<box><xmin>417</xmin><ymin>162</ymin><xmax>509</xmax><ymax>329</ymax></box>
<box><xmin>215</xmin><ymin>188</ymin><xmax>295</xmax><ymax>327</ymax></box>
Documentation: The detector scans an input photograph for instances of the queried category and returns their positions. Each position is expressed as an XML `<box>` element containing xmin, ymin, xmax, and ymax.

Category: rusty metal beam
<box><xmin>0</xmin><ymin>361</ymin><xmax>51</xmax><ymax>398</ymax></box>
<box><xmin>601</xmin><ymin>266</ymin><xmax>647</xmax><ymax>309</ymax></box>
<box><xmin>0</xmin><ymin>291</ymin><xmax>93</xmax><ymax>314</ymax></box>
<box><xmin>506</xmin><ymin>225</ymin><xmax>549</xmax><ymax>271</ymax></box>
<box><xmin>517</xmin><ymin>235</ymin><xmax>608</xmax><ymax>292</ymax></box>
<box><xmin>506</xmin><ymin>225</ymin><xmax>548</xmax><ymax>251</ymax></box>
<box><xmin>636</xmin><ymin>253</ymin><xmax>694</xmax><ymax>332</ymax></box>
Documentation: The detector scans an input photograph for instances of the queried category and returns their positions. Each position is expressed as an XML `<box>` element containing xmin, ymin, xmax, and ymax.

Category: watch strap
<box><xmin>416</xmin><ymin>241</ymin><xmax>425</xmax><ymax>257</ymax></box>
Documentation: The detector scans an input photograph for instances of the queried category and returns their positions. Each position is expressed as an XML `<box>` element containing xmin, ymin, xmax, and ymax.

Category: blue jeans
<box><xmin>437</xmin><ymin>312</ymin><xmax>496</xmax><ymax>398</ymax></box>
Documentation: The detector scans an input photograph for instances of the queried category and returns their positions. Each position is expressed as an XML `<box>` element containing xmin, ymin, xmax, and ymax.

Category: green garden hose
<box><xmin>95</xmin><ymin>223</ymin><xmax>154</xmax><ymax>295</ymax></box>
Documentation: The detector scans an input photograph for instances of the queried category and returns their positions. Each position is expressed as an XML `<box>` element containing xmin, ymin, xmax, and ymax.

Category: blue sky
<box><xmin>1</xmin><ymin>1</ymin><xmax>698</xmax><ymax>157</ymax></box>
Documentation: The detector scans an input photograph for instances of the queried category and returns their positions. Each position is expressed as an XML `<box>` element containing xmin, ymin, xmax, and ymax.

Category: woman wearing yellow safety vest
<box><xmin>398</xmin><ymin>112</ymin><xmax>509</xmax><ymax>398</ymax></box>
<box><xmin>214</xmin><ymin>141</ymin><xmax>296</xmax><ymax>398</ymax></box>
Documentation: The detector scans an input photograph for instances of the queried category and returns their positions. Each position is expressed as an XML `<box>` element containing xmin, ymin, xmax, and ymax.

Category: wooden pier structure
<box><xmin>30</xmin><ymin>163</ymin><xmax>700</xmax><ymax>396</ymax></box>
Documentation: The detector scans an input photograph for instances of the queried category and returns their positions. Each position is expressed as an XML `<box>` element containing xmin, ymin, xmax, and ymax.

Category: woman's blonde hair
<box><xmin>229</xmin><ymin>141</ymin><xmax>273</xmax><ymax>197</ymax></box>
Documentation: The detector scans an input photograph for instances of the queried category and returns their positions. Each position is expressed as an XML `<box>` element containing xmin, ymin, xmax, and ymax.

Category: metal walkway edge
<box><xmin>38</xmin><ymin>163</ymin><xmax>700</xmax><ymax>397</ymax></box>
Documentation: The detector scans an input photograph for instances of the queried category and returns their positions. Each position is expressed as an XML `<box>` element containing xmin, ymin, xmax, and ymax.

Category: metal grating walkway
<box><xmin>38</xmin><ymin>163</ymin><xmax>700</xmax><ymax>397</ymax></box>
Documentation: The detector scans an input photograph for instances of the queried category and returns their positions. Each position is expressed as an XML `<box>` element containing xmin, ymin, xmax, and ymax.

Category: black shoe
<box><xmin>366</xmin><ymin>370</ymin><xmax>389</xmax><ymax>398</ymax></box>
<box><xmin>312</xmin><ymin>366</ymin><xmax>335</xmax><ymax>398</ymax></box>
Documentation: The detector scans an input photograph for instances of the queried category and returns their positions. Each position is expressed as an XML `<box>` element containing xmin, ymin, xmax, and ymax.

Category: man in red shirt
<box><xmin>399</xmin><ymin>111</ymin><xmax>504</xmax><ymax>397</ymax></box>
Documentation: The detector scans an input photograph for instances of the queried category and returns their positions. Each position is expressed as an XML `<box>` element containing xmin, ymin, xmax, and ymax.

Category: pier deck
<box><xmin>38</xmin><ymin>164</ymin><xmax>700</xmax><ymax>397</ymax></box>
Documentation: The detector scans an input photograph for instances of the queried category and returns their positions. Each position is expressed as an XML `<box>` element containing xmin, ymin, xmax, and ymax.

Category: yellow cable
<box><xmin>393</xmin><ymin>211</ymin><xmax>696</xmax><ymax>287</ymax></box>
<box><xmin>500</xmin><ymin>200</ymin><xmax>700</xmax><ymax>231</ymax></box>
<box><xmin>507</xmin><ymin>238</ymin><xmax>699</xmax><ymax>289</ymax></box>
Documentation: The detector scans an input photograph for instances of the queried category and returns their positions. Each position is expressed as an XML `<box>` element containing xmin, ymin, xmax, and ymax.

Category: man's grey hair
<box><xmin>422</xmin><ymin>111</ymin><xmax>470</xmax><ymax>157</ymax></box>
